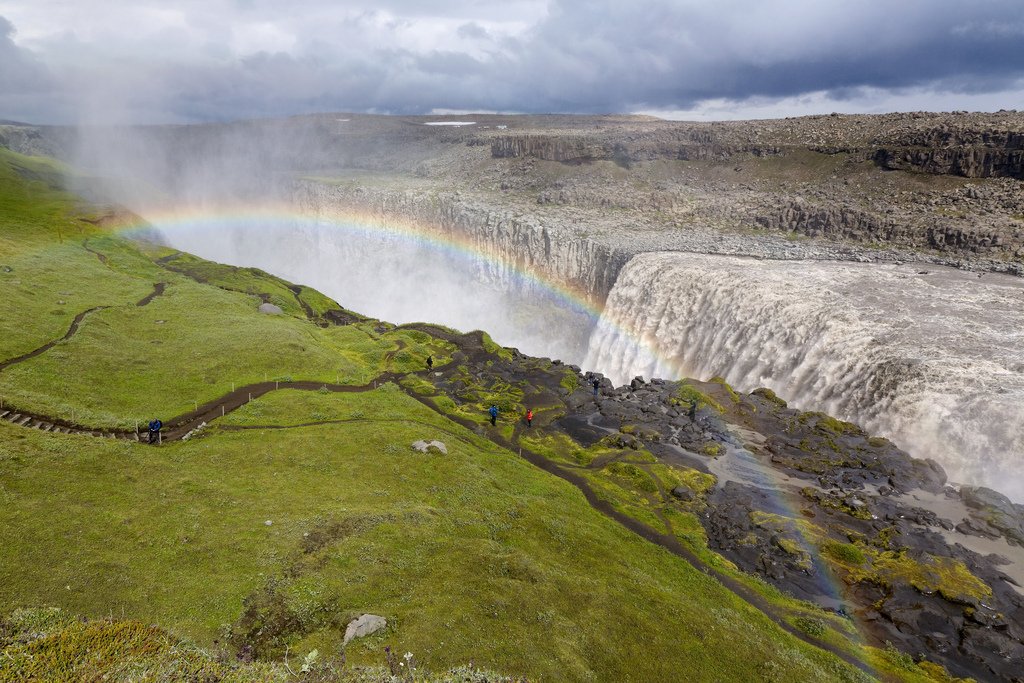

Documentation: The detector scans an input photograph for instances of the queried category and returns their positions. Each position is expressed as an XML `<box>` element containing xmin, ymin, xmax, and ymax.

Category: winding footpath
<box><xmin>0</xmin><ymin>280</ymin><xmax>167</xmax><ymax>438</ymax></box>
<box><xmin>0</xmin><ymin>311</ymin><xmax>873</xmax><ymax>675</ymax></box>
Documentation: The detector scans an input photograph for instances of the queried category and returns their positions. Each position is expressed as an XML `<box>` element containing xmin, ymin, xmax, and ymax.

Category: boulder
<box><xmin>258</xmin><ymin>302</ymin><xmax>283</xmax><ymax>315</ymax></box>
<box><xmin>343</xmin><ymin>614</ymin><xmax>386</xmax><ymax>645</ymax></box>
<box><xmin>411</xmin><ymin>440</ymin><xmax>447</xmax><ymax>454</ymax></box>
<box><xmin>670</xmin><ymin>486</ymin><xmax>694</xmax><ymax>502</ymax></box>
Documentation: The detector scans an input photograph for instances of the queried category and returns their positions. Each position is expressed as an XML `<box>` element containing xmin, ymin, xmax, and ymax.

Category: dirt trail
<box><xmin>0</xmin><ymin>281</ymin><xmax>166</xmax><ymax>373</ymax></box>
<box><xmin>0</xmin><ymin>323</ymin><xmax>872</xmax><ymax>673</ymax></box>
<box><xmin>0</xmin><ymin>306</ymin><xmax>108</xmax><ymax>372</ymax></box>
<box><xmin>136</xmin><ymin>282</ymin><xmax>167</xmax><ymax>307</ymax></box>
<box><xmin>287</xmin><ymin>284</ymin><xmax>316</xmax><ymax>319</ymax></box>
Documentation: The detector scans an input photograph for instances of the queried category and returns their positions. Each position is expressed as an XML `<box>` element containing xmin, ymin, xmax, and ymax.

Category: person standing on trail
<box><xmin>592</xmin><ymin>378</ymin><xmax>601</xmax><ymax>397</ymax></box>
<box><xmin>488</xmin><ymin>404</ymin><xmax>498</xmax><ymax>426</ymax></box>
<box><xmin>525</xmin><ymin>408</ymin><xmax>533</xmax><ymax>428</ymax></box>
<box><xmin>148</xmin><ymin>418</ymin><xmax>163</xmax><ymax>444</ymax></box>
<box><xmin>426</xmin><ymin>355</ymin><xmax>433</xmax><ymax>370</ymax></box>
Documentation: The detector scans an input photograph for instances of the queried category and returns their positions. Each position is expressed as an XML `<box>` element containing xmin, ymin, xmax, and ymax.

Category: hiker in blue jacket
<box><xmin>488</xmin><ymin>404</ymin><xmax>498</xmax><ymax>426</ymax></box>
<box><xmin>148</xmin><ymin>418</ymin><xmax>163</xmax><ymax>444</ymax></box>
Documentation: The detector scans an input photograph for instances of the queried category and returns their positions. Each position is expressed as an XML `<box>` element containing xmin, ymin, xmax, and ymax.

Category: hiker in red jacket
<box><xmin>525</xmin><ymin>408</ymin><xmax>533</xmax><ymax>428</ymax></box>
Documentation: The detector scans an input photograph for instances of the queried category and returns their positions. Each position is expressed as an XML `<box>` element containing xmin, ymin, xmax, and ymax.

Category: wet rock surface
<box><xmin>412</xmin><ymin>326</ymin><xmax>1024</xmax><ymax>682</ymax></box>
<box><xmin>606</xmin><ymin>379</ymin><xmax>1024</xmax><ymax>681</ymax></box>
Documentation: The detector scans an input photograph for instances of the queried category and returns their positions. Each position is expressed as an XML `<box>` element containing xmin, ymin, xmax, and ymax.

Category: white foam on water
<box><xmin>585</xmin><ymin>252</ymin><xmax>1024</xmax><ymax>500</ymax></box>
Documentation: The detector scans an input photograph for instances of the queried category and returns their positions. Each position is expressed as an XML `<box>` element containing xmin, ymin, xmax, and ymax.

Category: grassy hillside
<box><xmin>0</xmin><ymin>146</ymin><xmax>956</xmax><ymax>681</ymax></box>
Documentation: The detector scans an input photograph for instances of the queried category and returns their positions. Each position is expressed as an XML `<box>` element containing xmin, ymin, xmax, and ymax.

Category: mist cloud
<box><xmin>1</xmin><ymin>0</ymin><xmax>1023</xmax><ymax>123</ymax></box>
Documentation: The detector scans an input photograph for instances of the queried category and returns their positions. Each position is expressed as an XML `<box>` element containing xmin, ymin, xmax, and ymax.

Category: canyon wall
<box><xmin>294</xmin><ymin>181</ymin><xmax>632</xmax><ymax>308</ymax></box>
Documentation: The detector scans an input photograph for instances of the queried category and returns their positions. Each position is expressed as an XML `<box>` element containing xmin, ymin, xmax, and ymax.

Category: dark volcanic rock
<box><xmin>397</xmin><ymin>324</ymin><xmax>1024</xmax><ymax>683</ymax></box>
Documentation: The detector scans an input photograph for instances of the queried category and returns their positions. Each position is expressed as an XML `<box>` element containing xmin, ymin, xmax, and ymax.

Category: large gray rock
<box><xmin>343</xmin><ymin>614</ymin><xmax>386</xmax><ymax>645</ymax></box>
<box><xmin>258</xmin><ymin>302</ymin><xmax>283</xmax><ymax>315</ymax></box>
<box><xmin>411</xmin><ymin>440</ymin><xmax>447</xmax><ymax>454</ymax></box>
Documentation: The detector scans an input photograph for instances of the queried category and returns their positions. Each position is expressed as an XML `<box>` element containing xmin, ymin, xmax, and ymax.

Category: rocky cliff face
<box><xmin>294</xmin><ymin>180</ymin><xmax>632</xmax><ymax>307</ymax></box>
<box><xmin>0</xmin><ymin>125</ymin><xmax>67</xmax><ymax>158</ymax></box>
<box><xmin>874</xmin><ymin>146</ymin><xmax>1024</xmax><ymax>179</ymax></box>
<box><xmin>490</xmin><ymin>132</ymin><xmax>780</xmax><ymax>165</ymax></box>
<box><xmin>750</xmin><ymin>198</ymin><xmax>1021</xmax><ymax>255</ymax></box>
<box><xmin>872</xmin><ymin>125</ymin><xmax>1024</xmax><ymax>178</ymax></box>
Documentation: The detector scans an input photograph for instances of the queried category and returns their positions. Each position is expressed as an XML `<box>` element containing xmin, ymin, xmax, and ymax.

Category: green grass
<box><xmin>0</xmin><ymin>150</ymin><xmax>161</xmax><ymax>361</ymax></box>
<box><xmin>0</xmin><ymin>607</ymin><xmax>521</xmax><ymax>682</ymax></box>
<box><xmin>159</xmin><ymin>251</ymin><xmax>316</xmax><ymax>318</ymax></box>
<box><xmin>0</xmin><ymin>394</ymin><xmax>867</xmax><ymax>682</ymax></box>
<box><xmin>0</xmin><ymin>273</ymin><xmax>455</xmax><ymax>428</ymax></box>
<box><xmin>0</xmin><ymin>278</ymin><xmax>375</xmax><ymax>427</ymax></box>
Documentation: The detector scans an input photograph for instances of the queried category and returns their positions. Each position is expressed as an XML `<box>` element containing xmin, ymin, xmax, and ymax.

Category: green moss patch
<box><xmin>674</xmin><ymin>382</ymin><xmax>724</xmax><ymax>413</ymax></box>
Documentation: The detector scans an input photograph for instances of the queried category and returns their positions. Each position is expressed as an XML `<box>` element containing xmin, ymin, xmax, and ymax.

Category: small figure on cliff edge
<box><xmin>525</xmin><ymin>408</ymin><xmax>533</xmax><ymax>428</ymax></box>
<box><xmin>148</xmin><ymin>418</ymin><xmax>163</xmax><ymax>444</ymax></box>
<box><xmin>488</xmin><ymin>404</ymin><xmax>499</xmax><ymax>426</ymax></box>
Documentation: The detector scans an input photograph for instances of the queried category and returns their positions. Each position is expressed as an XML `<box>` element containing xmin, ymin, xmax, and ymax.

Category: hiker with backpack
<box><xmin>488</xmin><ymin>404</ymin><xmax>498</xmax><ymax>426</ymax></box>
<box><xmin>525</xmin><ymin>408</ymin><xmax>533</xmax><ymax>428</ymax></box>
<box><xmin>148</xmin><ymin>418</ymin><xmax>163</xmax><ymax>444</ymax></box>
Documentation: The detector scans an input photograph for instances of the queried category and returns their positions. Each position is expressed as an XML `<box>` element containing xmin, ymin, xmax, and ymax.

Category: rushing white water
<box><xmin>585</xmin><ymin>252</ymin><xmax>1024</xmax><ymax>499</ymax></box>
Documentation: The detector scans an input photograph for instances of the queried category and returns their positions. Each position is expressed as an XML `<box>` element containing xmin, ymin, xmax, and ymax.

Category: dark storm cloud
<box><xmin>0</xmin><ymin>16</ymin><xmax>52</xmax><ymax>94</ymax></box>
<box><xmin>512</xmin><ymin>0</ymin><xmax>1024</xmax><ymax>111</ymax></box>
<box><xmin>1</xmin><ymin>1</ymin><xmax>1023</xmax><ymax>123</ymax></box>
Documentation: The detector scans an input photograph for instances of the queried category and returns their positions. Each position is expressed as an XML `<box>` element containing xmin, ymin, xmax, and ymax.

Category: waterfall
<box><xmin>152</xmin><ymin>214</ymin><xmax>597</xmax><ymax>364</ymax></box>
<box><xmin>584</xmin><ymin>252</ymin><xmax>1024</xmax><ymax>498</ymax></box>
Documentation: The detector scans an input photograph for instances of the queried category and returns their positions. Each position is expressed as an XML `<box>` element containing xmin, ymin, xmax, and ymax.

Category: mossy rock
<box><xmin>675</xmin><ymin>383</ymin><xmax>724</xmax><ymax>413</ymax></box>
<box><xmin>709</xmin><ymin>377</ymin><xmax>741</xmax><ymax>403</ymax></box>
<box><xmin>752</xmin><ymin>387</ymin><xmax>788</xmax><ymax>408</ymax></box>
<box><xmin>800</xmin><ymin>411</ymin><xmax>863</xmax><ymax>437</ymax></box>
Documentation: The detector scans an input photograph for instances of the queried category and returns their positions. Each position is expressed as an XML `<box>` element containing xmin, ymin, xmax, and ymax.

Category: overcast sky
<box><xmin>2</xmin><ymin>0</ymin><xmax>1023</xmax><ymax>124</ymax></box>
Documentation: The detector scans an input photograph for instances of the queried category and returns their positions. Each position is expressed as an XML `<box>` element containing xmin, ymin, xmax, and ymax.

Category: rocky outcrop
<box><xmin>414</xmin><ymin>324</ymin><xmax>1024</xmax><ymax>682</ymax></box>
<box><xmin>872</xmin><ymin>122</ymin><xmax>1024</xmax><ymax>178</ymax></box>
<box><xmin>343</xmin><ymin>614</ymin><xmax>387</xmax><ymax>645</ymax></box>
<box><xmin>295</xmin><ymin>181</ymin><xmax>631</xmax><ymax>306</ymax></box>
<box><xmin>874</xmin><ymin>146</ymin><xmax>1024</xmax><ymax>179</ymax></box>
<box><xmin>751</xmin><ymin>200</ymin><xmax>901</xmax><ymax>243</ymax></box>
<box><xmin>490</xmin><ymin>133</ymin><xmax>781</xmax><ymax>165</ymax></box>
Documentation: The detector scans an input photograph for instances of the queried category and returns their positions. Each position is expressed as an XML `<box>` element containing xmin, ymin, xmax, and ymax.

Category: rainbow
<box><xmin>104</xmin><ymin>202</ymin><xmax>682</xmax><ymax>378</ymax></box>
<box><xmin>111</xmin><ymin>201</ymin><xmax>605</xmax><ymax>314</ymax></box>
<box><xmin>103</xmin><ymin>200</ymin><xmax>876</xmax><ymax>666</ymax></box>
